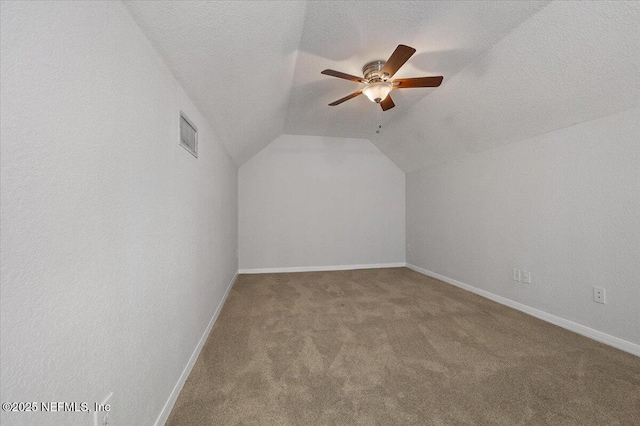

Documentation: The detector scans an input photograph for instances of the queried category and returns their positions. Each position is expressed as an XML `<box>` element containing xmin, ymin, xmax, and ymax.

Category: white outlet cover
<box><xmin>512</xmin><ymin>269</ymin><xmax>521</xmax><ymax>281</ymax></box>
<box><xmin>522</xmin><ymin>271</ymin><xmax>531</xmax><ymax>284</ymax></box>
<box><xmin>593</xmin><ymin>287</ymin><xmax>606</xmax><ymax>304</ymax></box>
<box><xmin>94</xmin><ymin>392</ymin><xmax>113</xmax><ymax>426</ymax></box>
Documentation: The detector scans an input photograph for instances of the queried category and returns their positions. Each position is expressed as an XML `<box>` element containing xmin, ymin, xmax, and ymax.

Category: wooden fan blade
<box><xmin>380</xmin><ymin>45</ymin><xmax>416</xmax><ymax>79</ymax></box>
<box><xmin>394</xmin><ymin>76</ymin><xmax>443</xmax><ymax>88</ymax></box>
<box><xmin>328</xmin><ymin>90</ymin><xmax>362</xmax><ymax>106</ymax></box>
<box><xmin>380</xmin><ymin>95</ymin><xmax>395</xmax><ymax>111</ymax></box>
<box><xmin>321</xmin><ymin>69</ymin><xmax>366</xmax><ymax>83</ymax></box>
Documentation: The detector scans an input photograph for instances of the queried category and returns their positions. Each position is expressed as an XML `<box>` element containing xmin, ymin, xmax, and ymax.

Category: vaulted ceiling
<box><xmin>125</xmin><ymin>1</ymin><xmax>640</xmax><ymax>172</ymax></box>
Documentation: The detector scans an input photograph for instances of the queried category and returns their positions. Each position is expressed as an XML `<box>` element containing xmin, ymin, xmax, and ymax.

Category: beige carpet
<box><xmin>166</xmin><ymin>268</ymin><xmax>640</xmax><ymax>425</ymax></box>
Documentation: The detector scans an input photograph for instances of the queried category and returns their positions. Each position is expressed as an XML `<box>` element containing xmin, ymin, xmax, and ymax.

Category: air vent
<box><xmin>179</xmin><ymin>112</ymin><xmax>198</xmax><ymax>158</ymax></box>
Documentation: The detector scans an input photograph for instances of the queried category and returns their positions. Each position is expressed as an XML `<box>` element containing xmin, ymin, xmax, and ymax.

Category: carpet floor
<box><xmin>166</xmin><ymin>268</ymin><xmax>640</xmax><ymax>425</ymax></box>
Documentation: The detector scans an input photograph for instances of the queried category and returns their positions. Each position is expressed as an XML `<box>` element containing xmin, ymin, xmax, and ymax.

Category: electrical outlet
<box><xmin>94</xmin><ymin>392</ymin><xmax>113</xmax><ymax>426</ymax></box>
<box><xmin>593</xmin><ymin>287</ymin><xmax>606</xmax><ymax>304</ymax></box>
<box><xmin>407</xmin><ymin>244</ymin><xmax>411</xmax><ymax>254</ymax></box>
<box><xmin>512</xmin><ymin>269</ymin><xmax>521</xmax><ymax>282</ymax></box>
<box><xmin>522</xmin><ymin>271</ymin><xmax>531</xmax><ymax>284</ymax></box>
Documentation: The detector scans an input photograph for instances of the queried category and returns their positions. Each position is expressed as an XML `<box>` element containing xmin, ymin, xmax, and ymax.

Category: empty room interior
<box><xmin>1</xmin><ymin>1</ymin><xmax>640</xmax><ymax>425</ymax></box>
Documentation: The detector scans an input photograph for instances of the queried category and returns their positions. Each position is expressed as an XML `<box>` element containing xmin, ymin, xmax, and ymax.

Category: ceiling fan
<box><xmin>321</xmin><ymin>44</ymin><xmax>443</xmax><ymax>111</ymax></box>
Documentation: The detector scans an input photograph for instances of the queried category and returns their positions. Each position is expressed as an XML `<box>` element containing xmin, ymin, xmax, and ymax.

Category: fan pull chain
<box><xmin>375</xmin><ymin>106</ymin><xmax>382</xmax><ymax>134</ymax></box>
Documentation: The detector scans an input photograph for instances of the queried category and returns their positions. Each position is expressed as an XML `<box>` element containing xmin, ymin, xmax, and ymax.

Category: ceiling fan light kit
<box><xmin>363</xmin><ymin>82</ymin><xmax>393</xmax><ymax>103</ymax></box>
<box><xmin>321</xmin><ymin>44</ymin><xmax>444</xmax><ymax>111</ymax></box>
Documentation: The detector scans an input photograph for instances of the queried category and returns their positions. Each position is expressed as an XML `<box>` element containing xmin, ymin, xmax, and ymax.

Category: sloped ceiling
<box><xmin>125</xmin><ymin>1</ymin><xmax>640</xmax><ymax>172</ymax></box>
<box><xmin>124</xmin><ymin>1</ymin><xmax>306</xmax><ymax>166</ymax></box>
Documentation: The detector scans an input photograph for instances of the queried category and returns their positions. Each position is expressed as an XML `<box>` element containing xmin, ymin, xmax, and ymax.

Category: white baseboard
<box><xmin>239</xmin><ymin>262</ymin><xmax>406</xmax><ymax>274</ymax></box>
<box><xmin>154</xmin><ymin>271</ymin><xmax>238</xmax><ymax>426</ymax></box>
<box><xmin>406</xmin><ymin>264</ymin><xmax>640</xmax><ymax>357</ymax></box>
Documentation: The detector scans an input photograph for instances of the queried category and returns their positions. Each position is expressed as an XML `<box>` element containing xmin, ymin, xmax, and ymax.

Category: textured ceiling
<box><xmin>125</xmin><ymin>1</ymin><xmax>640</xmax><ymax>172</ymax></box>
<box><xmin>124</xmin><ymin>1</ymin><xmax>306</xmax><ymax>166</ymax></box>
<box><xmin>373</xmin><ymin>0</ymin><xmax>640</xmax><ymax>171</ymax></box>
<box><xmin>285</xmin><ymin>1</ymin><xmax>549</xmax><ymax>158</ymax></box>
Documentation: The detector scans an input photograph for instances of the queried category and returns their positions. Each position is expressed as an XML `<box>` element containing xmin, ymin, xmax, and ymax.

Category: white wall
<box><xmin>1</xmin><ymin>2</ymin><xmax>237</xmax><ymax>425</ymax></box>
<box><xmin>239</xmin><ymin>135</ymin><xmax>405</xmax><ymax>271</ymax></box>
<box><xmin>407</xmin><ymin>107</ymin><xmax>640</xmax><ymax>349</ymax></box>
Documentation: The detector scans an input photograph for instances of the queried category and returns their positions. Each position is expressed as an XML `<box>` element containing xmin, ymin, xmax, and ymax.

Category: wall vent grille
<box><xmin>180</xmin><ymin>112</ymin><xmax>198</xmax><ymax>158</ymax></box>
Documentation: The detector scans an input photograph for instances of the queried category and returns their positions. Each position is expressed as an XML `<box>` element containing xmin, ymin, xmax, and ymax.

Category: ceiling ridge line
<box><xmin>279</xmin><ymin>0</ymin><xmax>311</xmax><ymax>138</ymax></box>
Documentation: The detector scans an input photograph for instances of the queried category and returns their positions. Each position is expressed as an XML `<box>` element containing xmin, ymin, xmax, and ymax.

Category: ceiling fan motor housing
<box><xmin>362</xmin><ymin>60</ymin><xmax>393</xmax><ymax>103</ymax></box>
<box><xmin>362</xmin><ymin>60</ymin><xmax>388</xmax><ymax>81</ymax></box>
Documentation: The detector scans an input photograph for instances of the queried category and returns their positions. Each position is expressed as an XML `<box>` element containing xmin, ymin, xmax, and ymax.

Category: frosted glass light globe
<box><xmin>362</xmin><ymin>82</ymin><xmax>393</xmax><ymax>103</ymax></box>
